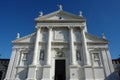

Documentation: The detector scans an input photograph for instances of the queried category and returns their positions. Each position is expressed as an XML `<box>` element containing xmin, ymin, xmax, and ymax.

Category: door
<box><xmin>0</xmin><ymin>71</ymin><xmax>3</xmax><ymax>80</ymax></box>
<box><xmin>55</xmin><ymin>60</ymin><xmax>66</xmax><ymax>80</ymax></box>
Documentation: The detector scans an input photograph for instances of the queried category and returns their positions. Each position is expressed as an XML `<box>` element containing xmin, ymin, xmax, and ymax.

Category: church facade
<box><xmin>5</xmin><ymin>6</ymin><xmax>116</xmax><ymax>80</ymax></box>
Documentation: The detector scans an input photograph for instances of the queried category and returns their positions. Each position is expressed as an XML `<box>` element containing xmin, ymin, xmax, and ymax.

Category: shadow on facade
<box><xmin>17</xmin><ymin>67</ymin><xmax>28</xmax><ymax>80</ymax></box>
<box><xmin>0</xmin><ymin>71</ymin><xmax>3</xmax><ymax>80</ymax></box>
<box><xmin>106</xmin><ymin>72</ymin><xmax>120</xmax><ymax>80</ymax></box>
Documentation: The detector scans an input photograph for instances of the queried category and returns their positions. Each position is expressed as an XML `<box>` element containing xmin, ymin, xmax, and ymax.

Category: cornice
<box><xmin>87</xmin><ymin>42</ymin><xmax>108</xmax><ymax>44</ymax></box>
<box><xmin>13</xmin><ymin>41</ymin><xmax>108</xmax><ymax>45</ymax></box>
<box><xmin>35</xmin><ymin>19</ymin><xmax>86</xmax><ymax>23</ymax></box>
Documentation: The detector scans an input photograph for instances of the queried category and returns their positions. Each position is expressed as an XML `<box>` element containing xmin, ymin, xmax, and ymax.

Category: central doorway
<box><xmin>55</xmin><ymin>60</ymin><xmax>66</xmax><ymax>80</ymax></box>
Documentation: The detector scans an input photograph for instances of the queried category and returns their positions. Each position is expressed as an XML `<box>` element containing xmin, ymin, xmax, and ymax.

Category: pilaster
<box><xmin>46</xmin><ymin>26</ymin><xmax>52</xmax><ymax>65</ymax></box>
<box><xmin>4</xmin><ymin>48</ymin><xmax>17</xmax><ymax>80</ymax></box>
<box><xmin>69</xmin><ymin>26</ymin><xmax>77</xmax><ymax>65</ymax></box>
<box><xmin>105</xmin><ymin>48</ymin><xmax>114</xmax><ymax>73</ymax></box>
<box><xmin>80</xmin><ymin>27</ymin><xmax>91</xmax><ymax>66</ymax></box>
<box><xmin>11</xmin><ymin>49</ymin><xmax>21</xmax><ymax>79</ymax></box>
<box><xmin>32</xmin><ymin>28</ymin><xmax>40</xmax><ymax>65</ymax></box>
<box><xmin>26</xmin><ymin>27</ymin><xmax>40</xmax><ymax>80</ymax></box>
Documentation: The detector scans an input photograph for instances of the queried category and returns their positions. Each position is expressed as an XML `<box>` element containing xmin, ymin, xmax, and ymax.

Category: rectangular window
<box><xmin>92</xmin><ymin>52</ymin><xmax>102</xmax><ymax>67</ymax></box>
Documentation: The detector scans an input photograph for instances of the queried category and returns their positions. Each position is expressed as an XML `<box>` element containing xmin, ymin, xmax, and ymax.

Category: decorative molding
<box><xmin>74</xmin><ymin>42</ymin><xmax>82</xmax><ymax>45</ymax></box>
<box><xmin>39</xmin><ymin>42</ymin><xmax>47</xmax><ymax>45</ymax></box>
<box><xmin>20</xmin><ymin>48</ymin><xmax>29</xmax><ymax>53</ymax></box>
<box><xmin>52</xmin><ymin>41</ymin><xmax>68</xmax><ymax>45</ymax></box>
<box><xmin>55</xmin><ymin>50</ymin><xmax>64</xmax><ymax>57</ymax></box>
<box><xmin>53</xmin><ymin>57</ymin><xmax>66</xmax><ymax>60</ymax></box>
<box><xmin>69</xmin><ymin>65</ymin><xmax>79</xmax><ymax>68</ymax></box>
<box><xmin>16</xmin><ymin>66</ymin><xmax>28</xmax><ymax>68</ymax></box>
<box><xmin>88</xmin><ymin>47</ymin><xmax>109</xmax><ymax>50</ymax></box>
<box><xmin>43</xmin><ymin>65</ymin><xmax>51</xmax><ymax>68</ymax></box>
<box><xmin>87</xmin><ymin>42</ymin><xmax>108</xmax><ymax>44</ymax></box>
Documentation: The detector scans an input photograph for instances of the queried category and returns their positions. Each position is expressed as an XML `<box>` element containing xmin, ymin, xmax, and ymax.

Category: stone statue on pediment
<box><xmin>58</xmin><ymin>4</ymin><xmax>63</xmax><ymax>10</ymax></box>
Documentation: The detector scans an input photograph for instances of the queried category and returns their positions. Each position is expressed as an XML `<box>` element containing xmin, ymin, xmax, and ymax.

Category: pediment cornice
<box><xmin>86</xmin><ymin>32</ymin><xmax>109</xmax><ymax>43</ymax></box>
<box><xmin>35</xmin><ymin>10</ymin><xmax>86</xmax><ymax>22</ymax></box>
<box><xmin>12</xmin><ymin>32</ymin><xmax>35</xmax><ymax>43</ymax></box>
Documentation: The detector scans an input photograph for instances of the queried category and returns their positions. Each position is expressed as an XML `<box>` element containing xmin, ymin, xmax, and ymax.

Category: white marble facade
<box><xmin>5</xmin><ymin>6</ymin><xmax>117</xmax><ymax>80</ymax></box>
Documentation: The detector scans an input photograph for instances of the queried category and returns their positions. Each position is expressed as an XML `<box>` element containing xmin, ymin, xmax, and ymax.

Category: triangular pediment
<box><xmin>12</xmin><ymin>33</ymin><xmax>36</xmax><ymax>43</ymax></box>
<box><xmin>35</xmin><ymin>10</ymin><xmax>85</xmax><ymax>21</ymax></box>
<box><xmin>86</xmin><ymin>33</ymin><xmax>108</xmax><ymax>43</ymax></box>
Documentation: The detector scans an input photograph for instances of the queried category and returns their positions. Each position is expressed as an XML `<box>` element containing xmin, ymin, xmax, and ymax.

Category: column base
<box><xmin>41</xmin><ymin>78</ymin><xmax>51</xmax><ymax>80</ymax></box>
<box><xmin>26</xmin><ymin>78</ymin><xmax>37</xmax><ymax>80</ymax></box>
<box><xmin>4</xmin><ymin>79</ymin><xmax>13</xmax><ymax>80</ymax></box>
<box><xmin>69</xmin><ymin>79</ymin><xmax>79</xmax><ymax>80</ymax></box>
<box><xmin>4</xmin><ymin>79</ymin><xmax>21</xmax><ymax>80</ymax></box>
<box><xmin>15</xmin><ymin>77</ymin><xmax>21</xmax><ymax>80</ymax></box>
<box><xmin>84</xmin><ymin>65</ymin><xmax>92</xmax><ymax>67</ymax></box>
<box><xmin>26</xmin><ymin>65</ymin><xmax>37</xmax><ymax>80</ymax></box>
<box><xmin>85</xmin><ymin>79</ymin><xmax>105</xmax><ymax>80</ymax></box>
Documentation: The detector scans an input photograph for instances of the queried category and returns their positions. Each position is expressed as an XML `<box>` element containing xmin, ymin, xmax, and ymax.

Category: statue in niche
<box><xmin>40</xmin><ymin>50</ymin><xmax>44</xmax><ymax>60</ymax></box>
<box><xmin>22</xmin><ymin>53</ymin><xmax>28</xmax><ymax>61</ymax></box>
<box><xmin>76</xmin><ymin>50</ymin><xmax>81</xmax><ymax>61</ymax></box>
<box><xmin>93</xmin><ymin>53</ymin><xmax>99</xmax><ymax>61</ymax></box>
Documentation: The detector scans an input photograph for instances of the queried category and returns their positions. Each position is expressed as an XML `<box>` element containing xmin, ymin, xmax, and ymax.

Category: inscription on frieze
<box><xmin>53</xmin><ymin>28</ymin><xmax>68</xmax><ymax>41</ymax></box>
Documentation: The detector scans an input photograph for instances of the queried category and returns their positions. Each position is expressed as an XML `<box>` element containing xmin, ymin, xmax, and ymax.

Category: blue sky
<box><xmin>0</xmin><ymin>0</ymin><xmax>120</xmax><ymax>59</ymax></box>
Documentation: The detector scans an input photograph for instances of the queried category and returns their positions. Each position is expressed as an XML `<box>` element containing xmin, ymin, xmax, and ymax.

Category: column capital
<box><xmin>79</xmin><ymin>26</ymin><xmax>85</xmax><ymax>30</ymax></box>
<box><xmin>11</xmin><ymin>48</ymin><xmax>17</xmax><ymax>52</ymax></box>
<box><xmin>35</xmin><ymin>27</ymin><xmax>41</xmax><ymax>35</ymax></box>
<box><xmin>35</xmin><ymin>25</ymin><xmax>42</xmax><ymax>30</ymax></box>
<box><xmin>47</xmin><ymin>26</ymin><xmax>53</xmax><ymax>30</ymax></box>
<box><xmin>37</xmin><ymin>27</ymin><xmax>41</xmax><ymax>31</ymax></box>
<box><xmin>68</xmin><ymin>26</ymin><xmax>74</xmax><ymax>29</ymax></box>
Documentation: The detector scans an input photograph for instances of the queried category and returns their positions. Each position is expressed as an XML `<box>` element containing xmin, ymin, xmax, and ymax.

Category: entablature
<box><xmin>13</xmin><ymin>42</ymin><xmax>34</xmax><ymax>45</ymax></box>
<box><xmin>88</xmin><ymin>44</ymin><xmax>109</xmax><ymax>50</ymax></box>
<box><xmin>36</xmin><ymin>22</ymin><xmax>85</xmax><ymax>28</ymax></box>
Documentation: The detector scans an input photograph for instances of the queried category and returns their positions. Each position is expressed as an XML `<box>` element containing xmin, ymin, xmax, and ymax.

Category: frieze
<box><xmin>52</xmin><ymin>41</ymin><xmax>68</xmax><ymax>45</ymax></box>
<box><xmin>37</xmin><ymin>23</ymin><xmax>85</xmax><ymax>27</ymax></box>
